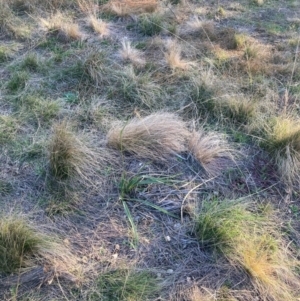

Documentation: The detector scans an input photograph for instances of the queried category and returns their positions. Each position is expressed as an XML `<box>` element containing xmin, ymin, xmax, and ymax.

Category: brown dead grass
<box><xmin>87</xmin><ymin>15</ymin><xmax>110</xmax><ymax>38</ymax></box>
<box><xmin>107</xmin><ymin>113</ymin><xmax>190</xmax><ymax>161</ymax></box>
<box><xmin>165</xmin><ymin>40</ymin><xmax>195</xmax><ymax>71</ymax></box>
<box><xmin>104</xmin><ymin>0</ymin><xmax>158</xmax><ymax>16</ymax></box>
<box><xmin>40</xmin><ymin>12</ymin><xmax>83</xmax><ymax>41</ymax></box>
<box><xmin>188</xmin><ymin>130</ymin><xmax>235</xmax><ymax>175</ymax></box>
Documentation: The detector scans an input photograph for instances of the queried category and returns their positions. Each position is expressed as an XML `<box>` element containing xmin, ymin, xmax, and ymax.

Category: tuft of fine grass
<box><xmin>196</xmin><ymin>200</ymin><xmax>300</xmax><ymax>301</ymax></box>
<box><xmin>40</xmin><ymin>12</ymin><xmax>83</xmax><ymax>41</ymax></box>
<box><xmin>188</xmin><ymin>130</ymin><xmax>234</xmax><ymax>175</ymax></box>
<box><xmin>19</xmin><ymin>95</ymin><xmax>60</xmax><ymax>125</ymax></box>
<box><xmin>137</xmin><ymin>13</ymin><xmax>163</xmax><ymax>36</ymax></box>
<box><xmin>260</xmin><ymin>116</ymin><xmax>300</xmax><ymax>185</ymax></box>
<box><xmin>120</xmin><ymin>39</ymin><xmax>146</xmax><ymax>67</ymax></box>
<box><xmin>0</xmin><ymin>216</ymin><xmax>45</xmax><ymax>274</ymax></box>
<box><xmin>48</xmin><ymin>121</ymin><xmax>103</xmax><ymax>186</ymax></box>
<box><xmin>87</xmin><ymin>15</ymin><xmax>110</xmax><ymax>38</ymax></box>
<box><xmin>107</xmin><ymin>112</ymin><xmax>190</xmax><ymax>161</ymax></box>
<box><xmin>92</xmin><ymin>269</ymin><xmax>160</xmax><ymax>301</ymax></box>
<box><xmin>0</xmin><ymin>115</ymin><xmax>19</xmax><ymax>144</ymax></box>
<box><xmin>7</xmin><ymin>71</ymin><xmax>29</xmax><ymax>92</ymax></box>
<box><xmin>105</xmin><ymin>0</ymin><xmax>158</xmax><ymax>16</ymax></box>
<box><xmin>221</xmin><ymin>97</ymin><xmax>256</xmax><ymax>124</ymax></box>
<box><xmin>115</xmin><ymin>66</ymin><xmax>161</xmax><ymax>108</ymax></box>
<box><xmin>164</xmin><ymin>40</ymin><xmax>195</xmax><ymax>71</ymax></box>
<box><xmin>20</xmin><ymin>53</ymin><xmax>40</xmax><ymax>72</ymax></box>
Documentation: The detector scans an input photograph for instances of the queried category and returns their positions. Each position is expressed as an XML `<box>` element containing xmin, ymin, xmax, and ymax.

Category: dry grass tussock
<box><xmin>104</xmin><ymin>0</ymin><xmax>158</xmax><ymax>16</ymax></box>
<box><xmin>40</xmin><ymin>12</ymin><xmax>83</xmax><ymax>41</ymax></box>
<box><xmin>48</xmin><ymin>121</ymin><xmax>107</xmax><ymax>187</ymax></box>
<box><xmin>0</xmin><ymin>215</ymin><xmax>82</xmax><ymax>284</ymax></box>
<box><xmin>261</xmin><ymin>115</ymin><xmax>300</xmax><ymax>185</ymax></box>
<box><xmin>188</xmin><ymin>130</ymin><xmax>235</xmax><ymax>175</ymax></box>
<box><xmin>165</xmin><ymin>40</ymin><xmax>195</xmax><ymax>71</ymax></box>
<box><xmin>87</xmin><ymin>15</ymin><xmax>110</xmax><ymax>38</ymax></box>
<box><xmin>107</xmin><ymin>113</ymin><xmax>190</xmax><ymax>161</ymax></box>
<box><xmin>120</xmin><ymin>39</ymin><xmax>146</xmax><ymax>66</ymax></box>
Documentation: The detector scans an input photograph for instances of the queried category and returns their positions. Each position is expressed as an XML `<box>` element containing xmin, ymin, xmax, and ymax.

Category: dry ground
<box><xmin>0</xmin><ymin>0</ymin><xmax>300</xmax><ymax>300</ymax></box>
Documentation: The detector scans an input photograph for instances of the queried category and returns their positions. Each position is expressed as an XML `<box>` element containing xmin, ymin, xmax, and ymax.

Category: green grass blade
<box><xmin>122</xmin><ymin>201</ymin><xmax>139</xmax><ymax>248</ymax></box>
<box><xmin>129</xmin><ymin>198</ymin><xmax>179</xmax><ymax>219</ymax></box>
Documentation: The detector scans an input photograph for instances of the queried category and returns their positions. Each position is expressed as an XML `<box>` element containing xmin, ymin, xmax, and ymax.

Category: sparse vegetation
<box><xmin>92</xmin><ymin>269</ymin><xmax>160</xmax><ymax>300</ymax></box>
<box><xmin>0</xmin><ymin>0</ymin><xmax>299</xmax><ymax>300</ymax></box>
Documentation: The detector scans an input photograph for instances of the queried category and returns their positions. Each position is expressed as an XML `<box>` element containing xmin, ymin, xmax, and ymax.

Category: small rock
<box><xmin>165</xmin><ymin>235</ymin><xmax>171</xmax><ymax>242</ymax></box>
<box><xmin>115</xmin><ymin>244</ymin><xmax>120</xmax><ymax>250</ymax></box>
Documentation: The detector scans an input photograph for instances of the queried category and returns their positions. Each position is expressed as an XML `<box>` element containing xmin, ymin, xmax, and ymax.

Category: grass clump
<box><xmin>20</xmin><ymin>53</ymin><xmax>40</xmax><ymax>72</ymax></box>
<box><xmin>40</xmin><ymin>12</ymin><xmax>83</xmax><ymax>41</ymax></box>
<box><xmin>221</xmin><ymin>97</ymin><xmax>256</xmax><ymax>124</ymax></box>
<box><xmin>115</xmin><ymin>66</ymin><xmax>161</xmax><ymax>107</ymax></box>
<box><xmin>20</xmin><ymin>95</ymin><xmax>60</xmax><ymax>125</ymax></box>
<box><xmin>196</xmin><ymin>200</ymin><xmax>300</xmax><ymax>301</ymax></box>
<box><xmin>107</xmin><ymin>113</ymin><xmax>190</xmax><ymax>161</ymax></box>
<box><xmin>164</xmin><ymin>40</ymin><xmax>194</xmax><ymax>71</ymax></box>
<box><xmin>105</xmin><ymin>0</ymin><xmax>158</xmax><ymax>16</ymax></box>
<box><xmin>120</xmin><ymin>39</ymin><xmax>145</xmax><ymax>67</ymax></box>
<box><xmin>0</xmin><ymin>216</ymin><xmax>45</xmax><ymax>274</ymax></box>
<box><xmin>260</xmin><ymin>116</ymin><xmax>300</xmax><ymax>184</ymax></box>
<box><xmin>92</xmin><ymin>269</ymin><xmax>159</xmax><ymax>301</ymax></box>
<box><xmin>137</xmin><ymin>13</ymin><xmax>162</xmax><ymax>36</ymax></box>
<box><xmin>7</xmin><ymin>71</ymin><xmax>29</xmax><ymax>92</ymax></box>
<box><xmin>0</xmin><ymin>115</ymin><xmax>19</xmax><ymax>144</ymax></box>
<box><xmin>188</xmin><ymin>130</ymin><xmax>234</xmax><ymax>175</ymax></box>
<box><xmin>48</xmin><ymin>121</ymin><xmax>103</xmax><ymax>188</ymax></box>
<box><xmin>87</xmin><ymin>15</ymin><xmax>110</xmax><ymax>38</ymax></box>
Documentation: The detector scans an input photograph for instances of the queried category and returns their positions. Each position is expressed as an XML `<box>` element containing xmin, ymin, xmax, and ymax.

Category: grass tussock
<box><xmin>196</xmin><ymin>200</ymin><xmax>300</xmax><ymax>301</ymax></box>
<box><xmin>83</xmin><ymin>51</ymin><xmax>108</xmax><ymax>86</ymax></box>
<box><xmin>105</xmin><ymin>0</ymin><xmax>158</xmax><ymax>16</ymax></box>
<box><xmin>115</xmin><ymin>66</ymin><xmax>161</xmax><ymax>107</ymax></box>
<box><xmin>0</xmin><ymin>215</ymin><xmax>82</xmax><ymax>284</ymax></box>
<box><xmin>40</xmin><ymin>12</ymin><xmax>83</xmax><ymax>41</ymax></box>
<box><xmin>0</xmin><ymin>115</ymin><xmax>19</xmax><ymax>144</ymax></box>
<box><xmin>87</xmin><ymin>15</ymin><xmax>110</xmax><ymax>38</ymax></box>
<box><xmin>188</xmin><ymin>130</ymin><xmax>234</xmax><ymax>175</ymax></box>
<box><xmin>185</xmin><ymin>17</ymin><xmax>216</xmax><ymax>40</ymax></box>
<box><xmin>120</xmin><ymin>39</ymin><xmax>146</xmax><ymax>67</ymax></box>
<box><xmin>91</xmin><ymin>269</ymin><xmax>160</xmax><ymax>301</ymax></box>
<box><xmin>260</xmin><ymin>116</ymin><xmax>300</xmax><ymax>185</ymax></box>
<box><xmin>0</xmin><ymin>216</ymin><xmax>45</xmax><ymax>274</ymax></box>
<box><xmin>137</xmin><ymin>13</ymin><xmax>163</xmax><ymax>36</ymax></box>
<box><xmin>221</xmin><ymin>96</ymin><xmax>257</xmax><ymax>124</ymax></box>
<box><xmin>48</xmin><ymin>121</ymin><xmax>103</xmax><ymax>186</ymax></box>
<box><xmin>107</xmin><ymin>113</ymin><xmax>190</xmax><ymax>161</ymax></box>
<box><xmin>164</xmin><ymin>40</ymin><xmax>195</xmax><ymax>71</ymax></box>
